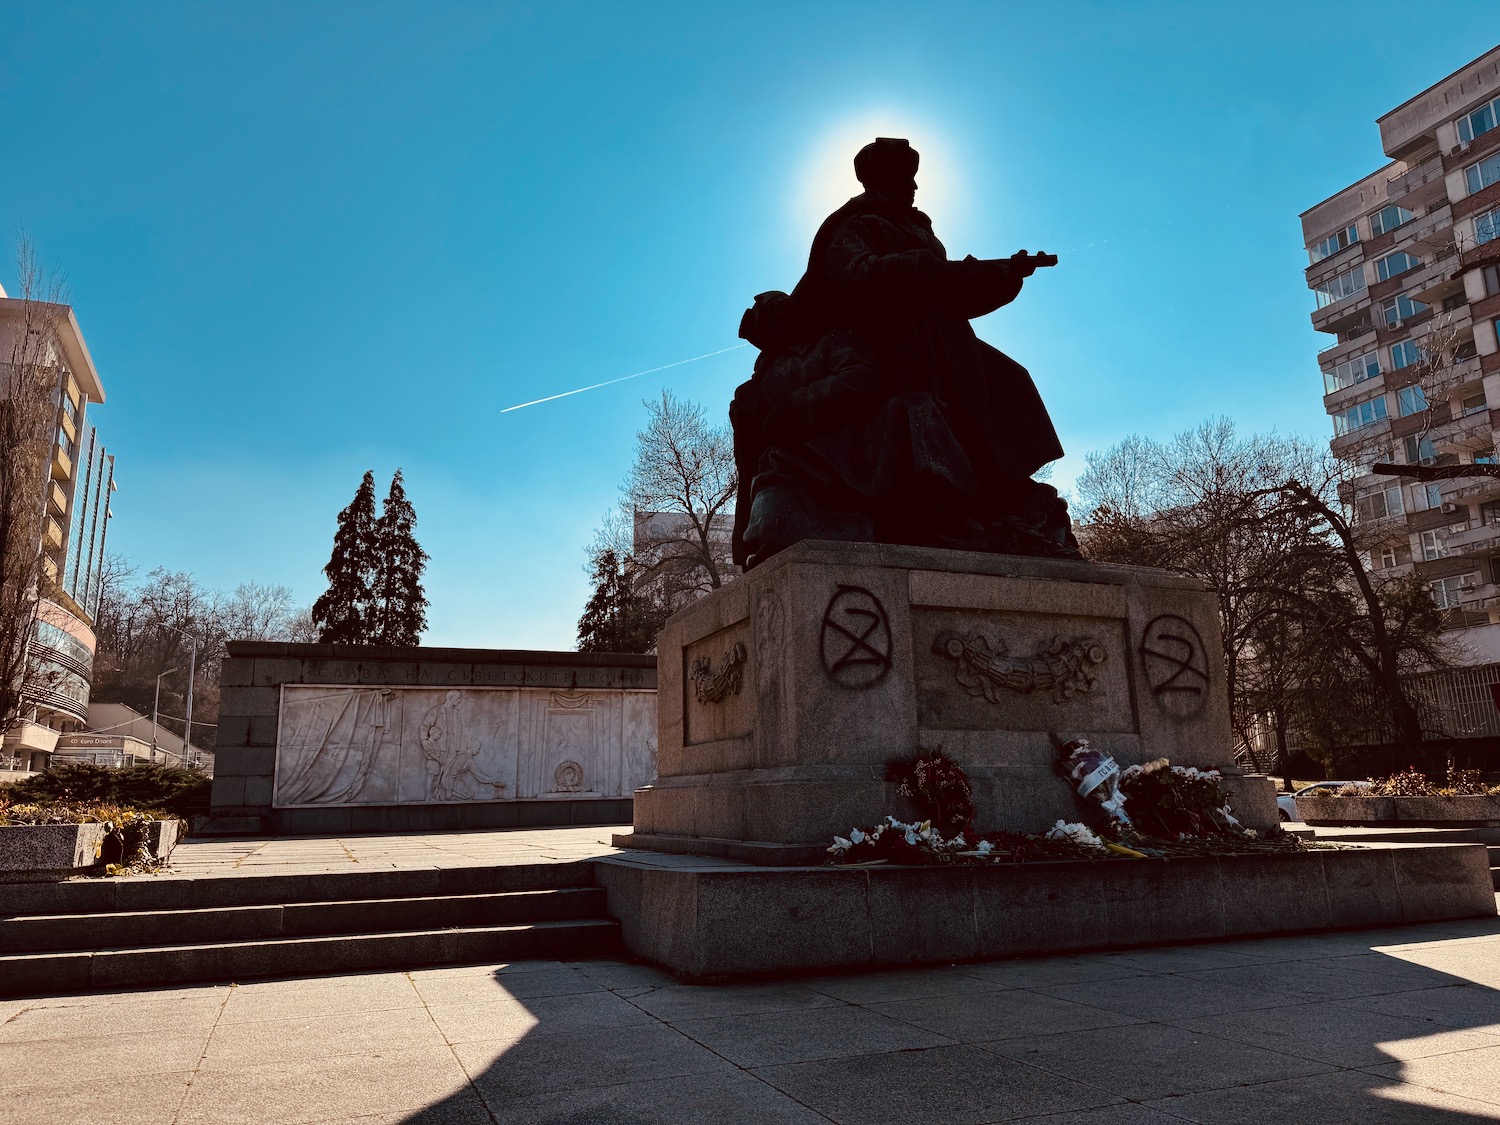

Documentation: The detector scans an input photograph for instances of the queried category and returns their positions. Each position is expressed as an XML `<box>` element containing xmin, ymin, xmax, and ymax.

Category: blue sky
<box><xmin>3</xmin><ymin>4</ymin><xmax>1495</xmax><ymax>649</ymax></box>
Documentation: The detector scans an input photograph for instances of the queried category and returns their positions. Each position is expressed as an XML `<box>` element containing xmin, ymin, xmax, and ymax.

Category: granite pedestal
<box><xmin>606</xmin><ymin>542</ymin><xmax>1496</xmax><ymax>979</ymax></box>
<box><xmin>618</xmin><ymin>540</ymin><xmax>1277</xmax><ymax>862</ymax></box>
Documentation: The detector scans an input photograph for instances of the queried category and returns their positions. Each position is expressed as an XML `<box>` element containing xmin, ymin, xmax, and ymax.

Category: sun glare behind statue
<box><xmin>792</xmin><ymin>113</ymin><xmax>967</xmax><ymax>242</ymax></box>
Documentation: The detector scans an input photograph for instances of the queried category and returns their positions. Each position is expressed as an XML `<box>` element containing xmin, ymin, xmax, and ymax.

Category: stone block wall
<box><xmin>212</xmin><ymin>642</ymin><xmax>656</xmax><ymax>834</ymax></box>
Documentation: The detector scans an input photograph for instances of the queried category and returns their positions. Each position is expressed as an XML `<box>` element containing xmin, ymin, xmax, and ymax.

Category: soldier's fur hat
<box><xmin>853</xmin><ymin>138</ymin><xmax>919</xmax><ymax>187</ymax></box>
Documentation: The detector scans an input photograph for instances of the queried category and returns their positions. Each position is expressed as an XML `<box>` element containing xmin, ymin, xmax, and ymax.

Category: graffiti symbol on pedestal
<box><xmin>1139</xmin><ymin>614</ymin><xmax>1210</xmax><ymax>718</ymax></box>
<box><xmin>820</xmin><ymin>585</ymin><xmax>892</xmax><ymax>688</ymax></box>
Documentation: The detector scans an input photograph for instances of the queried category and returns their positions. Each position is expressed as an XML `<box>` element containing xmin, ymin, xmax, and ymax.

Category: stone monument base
<box><xmin>597</xmin><ymin>843</ymin><xmax>1498</xmax><ymax>982</ymax></box>
<box><xmin>621</xmin><ymin>541</ymin><xmax>1277</xmax><ymax>863</ymax></box>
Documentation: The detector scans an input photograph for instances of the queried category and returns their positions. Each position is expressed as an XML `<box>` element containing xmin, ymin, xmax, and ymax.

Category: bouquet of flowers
<box><xmin>1058</xmin><ymin>739</ymin><xmax>1131</xmax><ymax>831</ymax></box>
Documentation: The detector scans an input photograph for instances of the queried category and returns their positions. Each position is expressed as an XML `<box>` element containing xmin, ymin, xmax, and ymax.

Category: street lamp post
<box><xmin>153</xmin><ymin>622</ymin><xmax>200</xmax><ymax>761</ymax></box>
<box><xmin>151</xmin><ymin>667</ymin><xmax>180</xmax><ymax>761</ymax></box>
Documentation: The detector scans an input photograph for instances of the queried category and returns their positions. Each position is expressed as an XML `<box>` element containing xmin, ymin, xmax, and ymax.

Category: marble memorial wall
<box><xmin>272</xmin><ymin>685</ymin><xmax>657</xmax><ymax>808</ymax></box>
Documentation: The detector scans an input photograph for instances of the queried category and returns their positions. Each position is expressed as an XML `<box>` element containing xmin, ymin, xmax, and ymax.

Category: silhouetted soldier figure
<box><xmin>732</xmin><ymin>137</ymin><xmax>1080</xmax><ymax>569</ymax></box>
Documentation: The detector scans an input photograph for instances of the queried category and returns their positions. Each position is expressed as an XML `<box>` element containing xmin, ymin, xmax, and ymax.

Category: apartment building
<box><xmin>0</xmin><ymin>282</ymin><xmax>115</xmax><ymax>770</ymax></box>
<box><xmin>1301</xmin><ymin>46</ymin><xmax>1500</xmax><ymax>663</ymax></box>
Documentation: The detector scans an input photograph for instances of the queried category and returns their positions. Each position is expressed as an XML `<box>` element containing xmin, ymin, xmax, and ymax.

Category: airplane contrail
<box><xmin>499</xmin><ymin>343</ymin><xmax>750</xmax><ymax>414</ymax></box>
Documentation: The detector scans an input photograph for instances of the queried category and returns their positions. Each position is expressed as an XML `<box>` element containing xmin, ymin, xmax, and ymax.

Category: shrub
<box><xmin>3</xmin><ymin>762</ymin><xmax>210</xmax><ymax>815</ymax></box>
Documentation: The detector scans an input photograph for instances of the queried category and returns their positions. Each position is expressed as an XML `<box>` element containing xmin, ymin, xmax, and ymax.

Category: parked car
<box><xmin>1277</xmin><ymin>780</ymin><xmax>1372</xmax><ymax>821</ymax></box>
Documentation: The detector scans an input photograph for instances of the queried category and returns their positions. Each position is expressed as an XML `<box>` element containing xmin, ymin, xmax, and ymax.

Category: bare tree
<box><xmin>1078</xmin><ymin>419</ymin><xmax>1448</xmax><ymax>772</ymax></box>
<box><xmin>622</xmin><ymin>390</ymin><xmax>737</xmax><ymax>610</ymax></box>
<box><xmin>0</xmin><ymin>236</ymin><xmax>68</xmax><ymax>733</ymax></box>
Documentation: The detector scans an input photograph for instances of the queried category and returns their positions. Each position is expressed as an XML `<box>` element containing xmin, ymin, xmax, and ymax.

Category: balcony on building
<box><xmin>1378</xmin><ymin>48</ymin><xmax>1500</xmax><ymax>161</ymax></box>
<box><xmin>1385</xmin><ymin>157</ymin><xmax>1449</xmax><ymax>211</ymax></box>
<box><xmin>1429</xmin><ymin>409</ymin><xmax>1493</xmax><ymax>454</ymax></box>
<box><xmin>1407</xmin><ymin>203</ymin><xmax>1456</xmax><ymax>250</ymax></box>
<box><xmin>1435</xmin><ymin>517</ymin><xmax>1497</xmax><ymax>554</ymax></box>
<box><xmin>1404</xmin><ymin>250</ymin><xmax>1466</xmax><ymax>305</ymax></box>
<box><xmin>1312</xmin><ymin>291</ymin><xmax>1373</xmax><ymax>336</ymax></box>
<box><xmin>50</xmin><ymin>444</ymin><xmax>71</xmax><ymax>482</ymax></box>
<box><xmin>1441</xmin><ymin>472</ymin><xmax>1500</xmax><ymax>506</ymax></box>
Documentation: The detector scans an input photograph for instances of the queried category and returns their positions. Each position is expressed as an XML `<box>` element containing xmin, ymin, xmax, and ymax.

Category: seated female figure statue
<box><xmin>731</xmin><ymin>137</ymin><xmax>1081</xmax><ymax>570</ymax></box>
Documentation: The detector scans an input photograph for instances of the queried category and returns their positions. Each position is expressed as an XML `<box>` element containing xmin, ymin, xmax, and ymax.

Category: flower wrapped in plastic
<box><xmin>1058</xmin><ymin>739</ymin><xmax>1131</xmax><ymax>830</ymax></box>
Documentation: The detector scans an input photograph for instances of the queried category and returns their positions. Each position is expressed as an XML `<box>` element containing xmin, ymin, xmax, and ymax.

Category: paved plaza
<box><xmin>9</xmin><ymin>831</ymin><xmax>1500</xmax><ymax>1122</ymax></box>
<box><xmin>164</xmin><ymin>827</ymin><xmax>626</xmax><ymax>879</ymax></box>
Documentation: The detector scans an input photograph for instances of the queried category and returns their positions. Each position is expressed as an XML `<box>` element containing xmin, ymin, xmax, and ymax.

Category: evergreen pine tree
<box><xmin>576</xmin><ymin>548</ymin><xmax>662</xmax><ymax>653</ymax></box>
<box><xmin>311</xmin><ymin>471</ymin><xmax>380</xmax><ymax>644</ymax></box>
<box><xmin>373</xmin><ymin>469</ymin><xmax>429</xmax><ymax>646</ymax></box>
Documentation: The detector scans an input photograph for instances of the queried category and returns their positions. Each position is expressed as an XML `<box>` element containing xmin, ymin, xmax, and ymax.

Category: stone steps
<box><xmin>0</xmin><ymin>862</ymin><xmax>619</xmax><ymax>999</ymax></box>
<box><xmin>1312</xmin><ymin>827</ymin><xmax>1500</xmax><ymax>891</ymax></box>
<box><xmin>0</xmin><ymin>887</ymin><xmax>608</xmax><ymax>953</ymax></box>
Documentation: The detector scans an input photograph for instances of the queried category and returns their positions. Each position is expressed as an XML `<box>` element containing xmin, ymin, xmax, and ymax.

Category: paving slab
<box><xmin>983</xmin><ymin>1020</ymin><xmax>1334</xmax><ymax>1101</ymax></box>
<box><xmin>5</xmin><ymin>893</ymin><xmax>1500</xmax><ymax>1123</ymax></box>
<box><xmin>1145</xmin><ymin>1067</ymin><xmax>1500</xmax><ymax>1123</ymax></box>
<box><xmin>752</xmin><ymin>1042</ymin><xmax>1123</xmax><ymax>1124</ymax></box>
<box><xmin>673</xmin><ymin>1002</ymin><xmax>952</xmax><ymax>1067</ymax></box>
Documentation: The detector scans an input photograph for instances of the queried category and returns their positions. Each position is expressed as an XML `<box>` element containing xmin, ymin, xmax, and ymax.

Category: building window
<box><xmin>1378</xmin><ymin>545</ymin><xmax>1399</xmax><ymax>569</ymax></box>
<box><xmin>1482</xmin><ymin>500</ymin><xmax>1500</xmax><ymax>526</ymax></box>
<box><xmin>1421</xmin><ymin>530</ymin><xmax>1451</xmax><ymax>561</ymax></box>
<box><xmin>1467</xmin><ymin>152</ymin><xmax>1500</xmax><ymax>196</ymax></box>
<box><xmin>1431</xmin><ymin>573</ymin><xmax>1473</xmax><ymax>608</ymax></box>
<box><xmin>1370</xmin><ymin>204</ymin><xmax>1415</xmax><ymax>236</ymax></box>
<box><xmin>1355</xmin><ymin>484</ymin><xmax>1404</xmax><ymax>522</ymax></box>
<box><xmin>1405</xmin><ymin>434</ymin><xmax>1436</xmax><ymax>464</ymax></box>
<box><xmin>1390</xmin><ymin>339</ymin><xmax>1421</xmax><ymax>370</ymax></box>
<box><xmin>1484</xmin><ymin>265</ymin><xmax>1500</xmax><ymax>297</ymax></box>
<box><xmin>1412</xmin><ymin>481</ymin><xmax>1444</xmax><ymax>511</ymax></box>
<box><xmin>1397</xmin><ymin>384</ymin><xmax>1428</xmax><ymax>416</ymax></box>
<box><xmin>1477</xmin><ymin>207</ymin><xmax>1500</xmax><ymax>247</ymax></box>
<box><xmin>1463</xmin><ymin>392</ymin><xmax>1488</xmax><ymax>416</ymax></box>
<box><xmin>1334</xmin><ymin>395</ymin><xmax>1388</xmax><ymax>435</ymax></box>
<box><xmin>1376</xmin><ymin>251</ymin><xmax>1421</xmax><ymax>281</ymax></box>
<box><xmin>1311</xmin><ymin>224</ymin><xmax>1358</xmax><ymax>263</ymax></box>
<box><xmin>1324</xmin><ymin>351</ymin><xmax>1381</xmax><ymax>394</ymax></box>
<box><xmin>1315</xmin><ymin>265</ymin><xmax>1366</xmax><ymax>308</ymax></box>
<box><xmin>1380</xmin><ymin>294</ymin><xmax>1428</xmax><ymax>326</ymax></box>
<box><xmin>1458</xmin><ymin>96</ymin><xmax>1500</xmax><ymax>145</ymax></box>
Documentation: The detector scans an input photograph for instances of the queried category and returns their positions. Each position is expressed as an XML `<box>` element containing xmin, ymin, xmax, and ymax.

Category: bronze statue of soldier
<box><xmin>731</xmin><ymin>137</ymin><xmax>1080</xmax><ymax>570</ymax></box>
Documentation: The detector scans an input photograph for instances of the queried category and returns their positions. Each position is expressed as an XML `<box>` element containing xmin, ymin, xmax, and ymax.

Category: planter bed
<box><xmin>1298</xmin><ymin>794</ymin><xmax>1500</xmax><ymax>827</ymax></box>
<box><xmin>0</xmin><ymin>819</ymin><xmax>183</xmax><ymax>883</ymax></box>
<box><xmin>0</xmin><ymin>823</ymin><xmax>109</xmax><ymax>883</ymax></box>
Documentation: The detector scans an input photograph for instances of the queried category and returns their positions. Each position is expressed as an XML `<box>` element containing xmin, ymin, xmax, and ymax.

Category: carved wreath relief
<box><xmin>933</xmin><ymin>630</ymin><xmax>1107</xmax><ymax>704</ymax></box>
<box><xmin>691</xmin><ymin>642</ymin><xmax>747</xmax><ymax>704</ymax></box>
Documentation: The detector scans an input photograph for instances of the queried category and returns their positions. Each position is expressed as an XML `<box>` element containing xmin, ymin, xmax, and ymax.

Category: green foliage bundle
<box><xmin>4</xmin><ymin>761</ymin><xmax>209</xmax><ymax>815</ymax></box>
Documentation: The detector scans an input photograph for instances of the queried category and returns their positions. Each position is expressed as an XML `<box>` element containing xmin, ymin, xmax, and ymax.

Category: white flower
<box><xmin>905</xmin><ymin>829</ymin><xmax>920</xmax><ymax>846</ymax></box>
<box><xmin>1044</xmin><ymin>820</ymin><xmax>1106</xmax><ymax>851</ymax></box>
<box><xmin>850</xmin><ymin>828</ymin><xmax>866</xmax><ymax>845</ymax></box>
<box><xmin>829</xmin><ymin>836</ymin><xmax>852</xmax><ymax>854</ymax></box>
<box><xmin>975</xmin><ymin>840</ymin><xmax>993</xmax><ymax>856</ymax></box>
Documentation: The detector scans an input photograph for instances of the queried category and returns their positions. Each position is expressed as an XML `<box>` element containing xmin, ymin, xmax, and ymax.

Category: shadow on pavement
<box><xmin>399</xmin><ymin>915</ymin><xmax>1500</xmax><ymax>1124</ymax></box>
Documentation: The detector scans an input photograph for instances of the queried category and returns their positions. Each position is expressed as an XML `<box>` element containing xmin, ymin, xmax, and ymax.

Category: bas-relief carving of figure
<box><xmin>732</xmin><ymin>137</ymin><xmax>1081</xmax><ymax>569</ymax></box>
<box><xmin>276</xmin><ymin>688</ymin><xmax>398</xmax><ymax>806</ymax></box>
<box><xmin>420</xmin><ymin>689</ymin><xmax>508</xmax><ymax>801</ymax></box>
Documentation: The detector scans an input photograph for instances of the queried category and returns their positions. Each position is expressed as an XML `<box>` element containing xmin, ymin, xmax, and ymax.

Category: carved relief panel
<box><xmin>913</xmin><ymin>610</ymin><xmax>1135</xmax><ymax>733</ymax></box>
<box><xmin>272</xmin><ymin>685</ymin><xmax>656</xmax><ymax>808</ymax></box>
